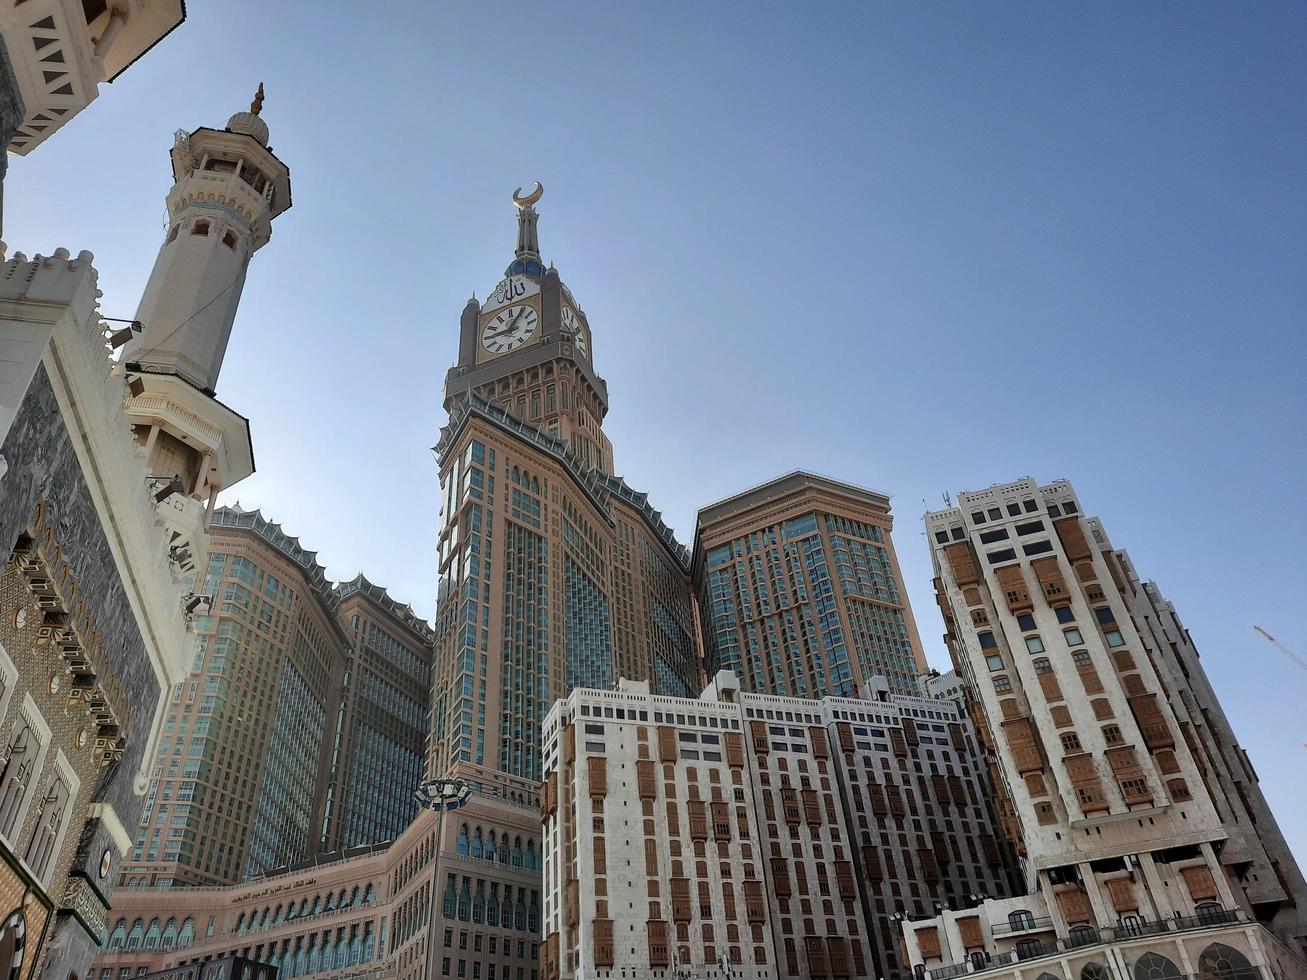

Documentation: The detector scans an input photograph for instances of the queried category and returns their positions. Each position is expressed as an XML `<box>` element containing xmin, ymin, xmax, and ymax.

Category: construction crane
<box><xmin>1254</xmin><ymin>626</ymin><xmax>1307</xmax><ymax>673</ymax></box>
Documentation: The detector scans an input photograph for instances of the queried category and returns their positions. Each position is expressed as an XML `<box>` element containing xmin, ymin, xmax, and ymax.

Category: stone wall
<box><xmin>0</xmin><ymin>365</ymin><xmax>161</xmax><ymax>977</ymax></box>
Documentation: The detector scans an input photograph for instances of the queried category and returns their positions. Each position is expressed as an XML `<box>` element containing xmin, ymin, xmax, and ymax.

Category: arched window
<box><xmin>1037</xmin><ymin>973</ymin><xmax>1060</xmax><ymax>980</ymax></box>
<box><xmin>457</xmin><ymin>824</ymin><xmax>469</xmax><ymax>856</ymax></box>
<box><xmin>313</xmin><ymin>895</ymin><xmax>323</xmax><ymax>915</ymax></box>
<box><xmin>234</xmin><ymin>913</ymin><xmax>245</xmax><ymax>935</ymax></box>
<box><xmin>0</xmin><ymin>724</ymin><xmax>39</xmax><ymax>840</ymax></box>
<box><xmin>143</xmin><ymin>918</ymin><xmax>161</xmax><ymax>949</ymax></box>
<box><xmin>526</xmin><ymin>840</ymin><xmax>536</xmax><ymax>870</ymax></box>
<box><xmin>192</xmin><ymin>221</ymin><xmax>210</xmax><ymax>237</ymax></box>
<box><xmin>363</xmin><ymin>883</ymin><xmax>375</xmax><ymax>904</ymax></box>
<box><xmin>1133</xmin><ymin>952</ymin><xmax>1181</xmax><ymax>980</ymax></box>
<box><xmin>1198</xmin><ymin>943</ymin><xmax>1258</xmax><ymax>980</ymax></box>
<box><xmin>177</xmin><ymin>918</ymin><xmax>193</xmax><ymax>947</ymax></box>
<box><xmin>1082</xmin><ymin>964</ymin><xmax>1111</xmax><ymax>980</ymax></box>
<box><xmin>108</xmin><ymin>919</ymin><xmax>126</xmax><ymax>950</ymax></box>
<box><xmin>511</xmin><ymin>837</ymin><xmax>523</xmax><ymax>867</ymax></box>
<box><xmin>471</xmin><ymin>827</ymin><xmax>483</xmax><ymax>859</ymax></box>
<box><xmin>0</xmin><ymin>909</ymin><xmax>26</xmax><ymax>978</ymax></box>
<box><xmin>1008</xmin><ymin>909</ymin><xmax>1035</xmax><ymax>931</ymax></box>
<box><xmin>1195</xmin><ymin>903</ymin><xmax>1226</xmax><ymax>925</ymax></box>
<box><xmin>349</xmin><ymin>885</ymin><xmax>359</xmax><ymax>907</ymax></box>
<box><xmin>161</xmin><ymin>919</ymin><xmax>177</xmax><ymax>949</ymax></box>
<box><xmin>1068</xmin><ymin>924</ymin><xmax>1098</xmax><ymax>948</ymax></box>
<box><xmin>361</xmin><ymin>922</ymin><xmax>375</xmax><ymax>962</ymax></box>
<box><xmin>486</xmin><ymin>831</ymin><xmax>497</xmax><ymax>863</ymax></box>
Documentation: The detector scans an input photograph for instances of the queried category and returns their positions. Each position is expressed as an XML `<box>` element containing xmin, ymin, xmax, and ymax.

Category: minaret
<box><xmin>123</xmin><ymin>83</ymin><xmax>291</xmax><ymax>392</ymax></box>
<box><xmin>122</xmin><ymin>86</ymin><xmax>290</xmax><ymax>574</ymax></box>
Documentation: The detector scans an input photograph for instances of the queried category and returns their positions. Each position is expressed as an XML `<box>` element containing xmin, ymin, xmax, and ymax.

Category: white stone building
<box><xmin>896</xmin><ymin>478</ymin><xmax>1307</xmax><ymax>980</ymax></box>
<box><xmin>540</xmin><ymin>670</ymin><xmax>1018</xmax><ymax>980</ymax></box>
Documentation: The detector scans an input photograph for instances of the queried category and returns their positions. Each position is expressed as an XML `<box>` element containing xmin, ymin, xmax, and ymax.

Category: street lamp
<box><xmin>416</xmin><ymin>775</ymin><xmax>473</xmax><ymax>980</ymax></box>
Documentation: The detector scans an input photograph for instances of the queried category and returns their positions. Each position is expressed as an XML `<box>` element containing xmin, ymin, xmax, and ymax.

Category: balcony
<box><xmin>991</xmin><ymin>915</ymin><xmax>1054</xmax><ymax>936</ymax></box>
<box><xmin>926</xmin><ymin>909</ymin><xmax>1246</xmax><ymax>980</ymax></box>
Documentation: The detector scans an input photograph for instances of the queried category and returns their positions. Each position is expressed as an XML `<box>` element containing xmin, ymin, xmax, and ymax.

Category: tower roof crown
<box><xmin>227</xmin><ymin>83</ymin><xmax>269</xmax><ymax>146</ymax></box>
<box><xmin>506</xmin><ymin>181</ymin><xmax>546</xmax><ymax>277</ymax></box>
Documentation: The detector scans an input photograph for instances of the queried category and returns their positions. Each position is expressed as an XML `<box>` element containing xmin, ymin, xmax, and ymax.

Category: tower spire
<box><xmin>512</xmin><ymin>181</ymin><xmax>543</xmax><ymax>260</ymax></box>
<box><xmin>250</xmin><ymin>82</ymin><xmax>265</xmax><ymax>115</ymax></box>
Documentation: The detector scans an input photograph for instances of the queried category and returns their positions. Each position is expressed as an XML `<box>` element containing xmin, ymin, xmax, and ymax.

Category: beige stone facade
<box><xmin>92</xmin><ymin>764</ymin><xmax>542</xmax><ymax>980</ymax></box>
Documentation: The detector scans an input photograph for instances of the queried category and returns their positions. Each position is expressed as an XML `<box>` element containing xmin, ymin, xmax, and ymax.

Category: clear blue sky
<box><xmin>11</xmin><ymin>3</ymin><xmax>1305</xmax><ymax>861</ymax></box>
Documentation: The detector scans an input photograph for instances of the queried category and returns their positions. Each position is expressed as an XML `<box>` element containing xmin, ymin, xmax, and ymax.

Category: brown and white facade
<box><xmin>91</xmin><ymin>765</ymin><xmax>543</xmax><ymax>980</ymax></box>
<box><xmin>539</xmin><ymin>671</ymin><xmax>1018</xmax><ymax>980</ymax></box>
<box><xmin>897</xmin><ymin>477</ymin><xmax>1307</xmax><ymax>980</ymax></box>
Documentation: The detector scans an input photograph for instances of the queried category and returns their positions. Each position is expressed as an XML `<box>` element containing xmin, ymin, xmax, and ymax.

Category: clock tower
<box><xmin>443</xmin><ymin>183</ymin><xmax>613</xmax><ymax>473</ymax></box>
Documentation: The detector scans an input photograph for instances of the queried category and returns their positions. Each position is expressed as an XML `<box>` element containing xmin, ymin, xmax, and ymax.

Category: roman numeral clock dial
<box><xmin>481</xmin><ymin>304</ymin><xmax>538</xmax><ymax>355</ymax></box>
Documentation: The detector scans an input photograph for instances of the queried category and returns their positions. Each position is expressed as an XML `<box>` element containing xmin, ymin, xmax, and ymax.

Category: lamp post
<box><xmin>415</xmin><ymin>776</ymin><xmax>473</xmax><ymax>980</ymax></box>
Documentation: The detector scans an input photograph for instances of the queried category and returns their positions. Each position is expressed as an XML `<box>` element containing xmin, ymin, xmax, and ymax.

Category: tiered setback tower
<box><xmin>539</xmin><ymin>673</ymin><xmax>1019</xmax><ymax>980</ymax></box>
<box><xmin>118</xmin><ymin>509</ymin><xmax>434</xmax><ymax>890</ymax></box>
<box><xmin>694</xmin><ymin>471</ymin><xmax>928</xmax><ymax>698</ymax></box>
<box><xmin>429</xmin><ymin>187</ymin><xmax>701</xmax><ymax>782</ymax></box>
<box><xmin>896</xmin><ymin>477</ymin><xmax>1307</xmax><ymax>980</ymax></box>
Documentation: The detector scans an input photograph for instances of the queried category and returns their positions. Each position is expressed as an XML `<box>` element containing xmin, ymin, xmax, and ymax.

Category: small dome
<box><xmin>227</xmin><ymin>110</ymin><xmax>269</xmax><ymax>146</ymax></box>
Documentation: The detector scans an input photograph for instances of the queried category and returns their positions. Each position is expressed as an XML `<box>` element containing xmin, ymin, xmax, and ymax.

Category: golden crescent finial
<box><xmin>512</xmin><ymin>181</ymin><xmax>543</xmax><ymax>209</ymax></box>
<box><xmin>251</xmin><ymin>82</ymin><xmax>265</xmax><ymax>116</ymax></box>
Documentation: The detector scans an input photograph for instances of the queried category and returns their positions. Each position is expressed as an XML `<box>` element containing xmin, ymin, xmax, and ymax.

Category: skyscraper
<box><xmin>897</xmin><ymin>477</ymin><xmax>1307</xmax><ymax>980</ymax></box>
<box><xmin>330</xmin><ymin>575</ymin><xmax>434</xmax><ymax>850</ymax></box>
<box><xmin>428</xmin><ymin>185</ymin><xmax>701</xmax><ymax>785</ymax></box>
<box><xmin>694</xmin><ymin>471</ymin><xmax>929</xmax><ymax>698</ymax></box>
<box><xmin>122</xmin><ymin>507</ymin><xmax>348</xmax><ymax>888</ymax></box>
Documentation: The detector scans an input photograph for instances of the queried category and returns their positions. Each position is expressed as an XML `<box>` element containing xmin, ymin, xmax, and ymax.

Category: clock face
<box><xmin>481</xmin><ymin>304</ymin><xmax>538</xmax><ymax>355</ymax></box>
<box><xmin>561</xmin><ymin>306</ymin><xmax>588</xmax><ymax>357</ymax></box>
<box><xmin>98</xmin><ymin>848</ymin><xmax>112</xmax><ymax>879</ymax></box>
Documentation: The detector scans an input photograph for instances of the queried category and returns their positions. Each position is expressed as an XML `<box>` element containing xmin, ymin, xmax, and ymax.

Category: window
<box><xmin>1197</xmin><ymin>942</ymin><xmax>1258</xmax><ymax>980</ymax></box>
<box><xmin>1023</xmin><ymin>500</ymin><xmax>1038</xmax><ymax>513</ymax></box>
<box><xmin>1023</xmin><ymin>541</ymin><xmax>1055</xmax><ymax>556</ymax></box>
<box><xmin>1015</xmin><ymin>520</ymin><xmax>1044</xmax><ymax>535</ymax></box>
<box><xmin>1102</xmin><ymin>725</ymin><xmax>1123</xmax><ymax>745</ymax></box>
<box><xmin>980</xmin><ymin>529</ymin><xmax>1010</xmax><ymax>544</ymax></box>
<box><xmin>1094</xmin><ymin>607</ymin><xmax>1116</xmax><ymax>625</ymax></box>
<box><xmin>1008</xmin><ymin>910</ymin><xmax>1035</xmax><ymax>930</ymax></box>
<box><xmin>1059</xmin><ymin>732</ymin><xmax>1082</xmax><ymax>753</ymax></box>
<box><xmin>1104</xmin><ymin>630</ymin><xmax>1125</xmax><ymax>648</ymax></box>
<box><xmin>23</xmin><ymin>755</ymin><xmax>76</xmax><ymax>883</ymax></box>
<box><xmin>978</xmin><ymin>632</ymin><xmax>997</xmax><ymax>649</ymax></box>
<box><xmin>1017</xmin><ymin>614</ymin><xmax>1036</xmax><ymax>631</ymax></box>
<box><xmin>1072</xmin><ymin>651</ymin><xmax>1093</xmax><ymax>668</ymax></box>
<box><xmin>1133</xmin><ymin>952</ymin><xmax>1180</xmax><ymax>980</ymax></box>
<box><xmin>1032</xmin><ymin>658</ymin><xmax>1053</xmax><ymax>674</ymax></box>
<box><xmin>987</xmin><ymin>549</ymin><xmax>1017</xmax><ymax>564</ymax></box>
<box><xmin>0</xmin><ymin>700</ymin><xmax>50</xmax><ymax>844</ymax></box>
<box><xmin>934</xmin><ymin>531</ymin><xmax>949</xmax><ymax>544</ymax></box>
<box><xmin>1006</xmin><ymin>503</ymin><xmax>1022</xmax><ymax>517</ymax></box>
<box><xmin>222</xmin><ymin>230</ymin><xmax>237</xmax><ymax>249</ymax></box>
<box><xmin>988</xmin><ymin>508</ymin><xmax>1002</xmax><ymax>520</ymax></box>
<box><xmin>191</xmin><ymin>220</ymin><xmax>210</xmax><ymax>236</ymax></box>
<box><xmin>993</xmin><ymin>675</ymin><xmax>1012</xmax><ymax>693</ymax></box>
<box><xmin>166</xmin><ymin>226</ymin><xmax>179</xmax><ymax>243</ymax></box>
<box><xmin>1063</xmin><ymin>628</ymin><xmax>1084</xmax><ymax>645</ymax></box>
<box><xmin>985</xmin><ymin>655</ymin><xmax>1004</xmax><ymax>672</ymax></box>
<box><xmin>1055</xmin><ymin>606</ymin><xmax>1075</xmax><ymax>624</ymax></box>
<box><xmin>1025</xmin><ymin>636</ymin><xmax>1045</xmax><ymax>654</ymax></box>
<box><xmin>971</xmin><ymin>511</ymin><xmax>986</xmax><ymax>525</ymax></box>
